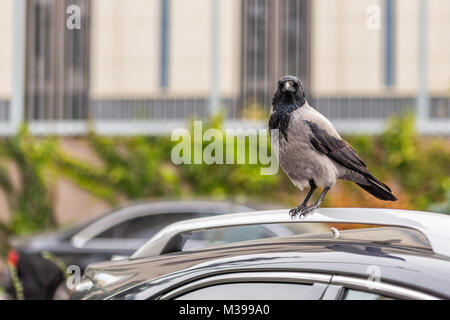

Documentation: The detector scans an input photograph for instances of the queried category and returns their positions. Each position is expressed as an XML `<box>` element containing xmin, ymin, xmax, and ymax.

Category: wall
<box><xmin>0</xmin><ymin>0</ymin><xmax>13</xmax><ymax>99</ymax></box>
<box><xmin>311</xmin><ymin>0</ymin><xmax>383</xmax><ymax>95</ymax></box>
<box><xmin>90</xmin><ymin>0</ymin><xmax>160</xmax><ymax>98</ymax></box>
<box><xmin>89</xmin><ymin>0</ymin><xmax>241</xmax><ymax>100</ymax></box>
<box><xmin>311</xmin><ymin>0</ymin><xmax>450</xmax><ymax>96</ymax></box>
<box><xmin>0</xmin><ymin>139</ymin><xmax>115</xmax><ymax>226</ymax></box>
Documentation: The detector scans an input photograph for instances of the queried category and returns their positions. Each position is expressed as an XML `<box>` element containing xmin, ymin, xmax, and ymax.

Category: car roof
<box><xmin>70</xmin><ymin>200</ymin><xmax>256</xmax><ymax>247</ymax></box>
<box><xmin>131</xmin><ymin>208</ymin><xmax>450</xmax><ymax>259</ymax></box>
<box><xmin>77</xmin><ymin>226</ymin><xmax>450</xmax><ymax>300</ymax></box>
<box><xmin>10</xmin><ymin>200</ymin><xmax>257</xmax><ymax>251</ymax></box>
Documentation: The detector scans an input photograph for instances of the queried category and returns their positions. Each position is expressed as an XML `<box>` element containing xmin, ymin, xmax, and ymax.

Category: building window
<box><xmin>384</xmin><ymin>0</ymin><xmax>395</xmax><ymax>87</ymax></box>
<box><xmin>241</xmin><ymin>0</ymin><xmax>309</xmax><ymax>109</ymax></box>
<box><xmin>160</xmin><ymin>0</ymin><xmax>170</xmax><ymax>89</ymax></box>
<box><xmin>25</xmin><ymin>0</ymin><xmax>90</xmax><ymax>120</ymax></box>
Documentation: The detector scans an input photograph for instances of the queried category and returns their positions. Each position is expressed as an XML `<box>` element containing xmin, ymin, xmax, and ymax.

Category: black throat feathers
<box><xmin>269</xmin><ymin>93</ymin><xmax>305</xmax><ymax>140</ymax></box>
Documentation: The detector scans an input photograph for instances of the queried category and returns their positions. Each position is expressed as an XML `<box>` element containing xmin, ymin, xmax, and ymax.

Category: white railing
<box><xmin>0</xmin><ymin>118</ymin><xmax>441</xmax><ymax>136</ymax></box>
<box><xmin>0</xmin><ymin>100</ymin><xmax>449</xmax><ymax>136</ymax></box>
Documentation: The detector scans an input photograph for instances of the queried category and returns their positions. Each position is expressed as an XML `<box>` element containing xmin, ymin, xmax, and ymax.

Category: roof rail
<box><xmin>131</xmin><ymin>208</ymin><xmax>450</xmax><ymax>259</ymax></box>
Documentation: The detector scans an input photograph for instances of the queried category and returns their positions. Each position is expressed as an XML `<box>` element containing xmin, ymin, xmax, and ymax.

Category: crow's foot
<box><xmin>289</xmin><ymin>204</ymin><xmax>316</xmax><ymax>220</ymax></box>
<box><xmin>289</xmin><ymin>205</ymin><xmax>304</xmax><ymax>219</ymax></box>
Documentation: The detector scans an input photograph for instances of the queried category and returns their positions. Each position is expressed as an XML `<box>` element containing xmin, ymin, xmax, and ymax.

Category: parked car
<box><xmin>2</xmin><ymin>200</ymin><xmax>298</xmax><ymax>300</ymax></box>
<box><xmin>71</xmin><ymin>208</ymin><xmax>450</xmax><ymax>300</ymax></box>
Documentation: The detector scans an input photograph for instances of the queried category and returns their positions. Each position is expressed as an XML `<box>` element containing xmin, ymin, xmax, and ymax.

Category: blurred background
<box><xmin>0</xmin><ymin>0</ymin><xmax>449</xmax><ymax>292</ymax></box>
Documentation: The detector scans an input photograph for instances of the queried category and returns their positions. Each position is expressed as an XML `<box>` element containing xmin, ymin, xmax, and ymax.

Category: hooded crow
<box><xmin>269</xmin><ymin>75</ymin><xmax>397</xmax><ymax>219</ymax></box>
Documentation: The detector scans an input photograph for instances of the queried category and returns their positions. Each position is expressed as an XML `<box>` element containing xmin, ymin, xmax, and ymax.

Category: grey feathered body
<box><xmin>269</xmin><ymin>75</ymin><xmax>396</xmax><ymax>203</ymax></box>
<box><xmin>271</xmin><ymin>102</ymin><xmax>361</xmax><ymax>190</ymax></box>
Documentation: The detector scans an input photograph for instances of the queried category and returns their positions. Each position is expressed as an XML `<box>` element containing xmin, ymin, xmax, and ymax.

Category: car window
<box><xmin>174</xmin><ymin>282</ymin><xmax>320</xmax><ymax>300</ymax></box>
<box><xmin>93</xmin><ymin>213</ymin><xmax>286</xmax><ymax>245</ymax></box>
<box><xmin>94</xmin><ymin>212</ymin><xmax>209</xmax><ymax>239</ymax></box>
<box><xmin>182</xmin><ymin>225</ymin><xmax>278</xmax><ymax>250</ymax></box>
<box><xmin>342</xmin><ymin>289</ymin><xmax>393</xmax><ymax>300</ymax></box>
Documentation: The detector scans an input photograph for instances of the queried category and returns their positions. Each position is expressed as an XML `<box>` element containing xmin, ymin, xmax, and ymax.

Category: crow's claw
<box><xmin>289</xmin><ymin>207</ymin><xmax>300</xmax><ymax>220</ymax></box>
<box><xmin>299</xmin><ymin>206</ymin><xmax>314</xmax><ymax>219</ymax></box>
<box><xmin>289</xmin><ymin>204</ymin><xmax>307</xmax><ymax>220</ymax></box>
<box><xmin>289</xmin><ymin>205</ymin><xmax>317</xmax><ymax>220</ymax></box>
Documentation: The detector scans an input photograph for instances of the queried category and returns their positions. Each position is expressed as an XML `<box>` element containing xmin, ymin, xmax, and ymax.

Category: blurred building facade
<box><xmin>0</xmin><ymin>0</ymin><xmax>449</xmax><ymax>134</ymax></box>
<box><xmin>0</xmin><ymin>0</ymin><xmax>13</xmax><ymax>121</ymax></box>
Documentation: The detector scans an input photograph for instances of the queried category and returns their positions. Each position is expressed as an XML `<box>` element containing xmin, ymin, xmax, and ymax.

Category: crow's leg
<box><xmin>289</xmin><ymin>180</ymin><xmax>317</xmax><ymax>219</ymax></box>
<box><xmin>297</xmin><ymin>187</ymin><xmax>330</xmax><ymax>219</ymax></box>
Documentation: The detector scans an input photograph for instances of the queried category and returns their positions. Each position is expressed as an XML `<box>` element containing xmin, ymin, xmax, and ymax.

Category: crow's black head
<box><xmin>272</xmin><ymin>75</ymin><xmax>306</xmax><ymax>111</ymax></box>
<box><xmin>269</xmin><ymin>76</ymin><xmax>306</xmax><ymax>140</ymax></box>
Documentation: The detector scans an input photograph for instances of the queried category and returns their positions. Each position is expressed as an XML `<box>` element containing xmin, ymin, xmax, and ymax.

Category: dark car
<box><xmin>2</xmin><ymin>200</ymin><xmax>297</xmax><ymax>300</ymax></box>
<box><xmin>71</xmin><ymin>208</ymin><xmax>450</xmax><ymax>300</ymax></box>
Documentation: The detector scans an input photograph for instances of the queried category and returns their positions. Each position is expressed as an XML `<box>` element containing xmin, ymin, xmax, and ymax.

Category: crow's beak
<box><xmin>282</xmin><ymin>82</ymin><xmax>296</xmax><ymax>93</ymax></box>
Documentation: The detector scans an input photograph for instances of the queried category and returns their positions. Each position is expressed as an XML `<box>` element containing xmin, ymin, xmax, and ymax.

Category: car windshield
<box><xmin>93</xmin><ymin>212</ymin><xmax>211</xmax><ymax>240</ymax></box>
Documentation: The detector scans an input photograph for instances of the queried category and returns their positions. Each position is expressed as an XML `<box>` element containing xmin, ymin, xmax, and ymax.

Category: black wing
<box><xmin>306</xmin><ymin>121</ymin><xmax>368</xmax><ymax>176</ymax></box>
<box><xmin>306</xmin><ymin>121</ymin><xmax>397</xmax><ymax>201</ymax></box>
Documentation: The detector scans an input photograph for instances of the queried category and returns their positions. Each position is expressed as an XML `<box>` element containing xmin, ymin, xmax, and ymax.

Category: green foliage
<box><xmin>7</xmin><ymin>265</ymin><xmax>24</xmax><ymax>300</ymax></box>
<box><xmin>0</xmin><ymin>126</ymin><xmax>55</xmax><ymax>235</ymax></box>
<box><xmin>52</xmin><ymin>134</ymin><xmax>181</xmax><ymax>203</ymax></box>
<box><xmin>380</xmin><ymin>115</ymin><xmax>450</xmax><ymax>210</ymax></box>
<box><xmin>53</xmin><ymin>117</ymin><xmax>280</xmax><ymax>202</ymax></box>
<box><xmin>380</xmin><ymin>114</ymin><xmax>417</xmax><ymax>169</ymax></box>
<box><xmin>89</xmin><ymin>135</ymin><xmax>171</xmax><ymax>198</ymax></box>
<box><xmin>41</xmin><ymin>250</ymin><xmax>68</xmax><ymax>279</ymax></box>
<box><xmin>53</xmin><ymin>149</ymin><xmax>116</xmax><ymax>202</ymax></box>
<box><xmin>176</xmin><ymin>118</ymin><xmax>281</xmax><ymax>199</ymax></box>
<box><xmin>346</xmin><ymin>115</ymin><xmax>450</xmax><ymax>212</ymax></box>
<box><xmin>0</xmin><ymin>115</ymin><xmax>449</xmax><ymax>242</ymax></box>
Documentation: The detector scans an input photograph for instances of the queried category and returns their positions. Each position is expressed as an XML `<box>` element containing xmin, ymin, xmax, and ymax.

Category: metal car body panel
<box><xmin>132</xmin><ymin>208</ymin><xmax>450</xmax><ymax>259</ymax></box>
<box><xmin>6</xmin><ymin>201</ymin><xmax>295</xmax><ymax>299</ymax></box>
<box><xmin>72</xmin><ymin>226</ymin><xmax>450</xmax><ymax>300</ymax></box>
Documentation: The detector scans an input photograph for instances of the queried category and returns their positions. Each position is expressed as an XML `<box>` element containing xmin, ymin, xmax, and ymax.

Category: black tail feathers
<box><xmin>356</xmin><ymin>177</ymin><xmax>397</xmax><ymax>201</ymax></box>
